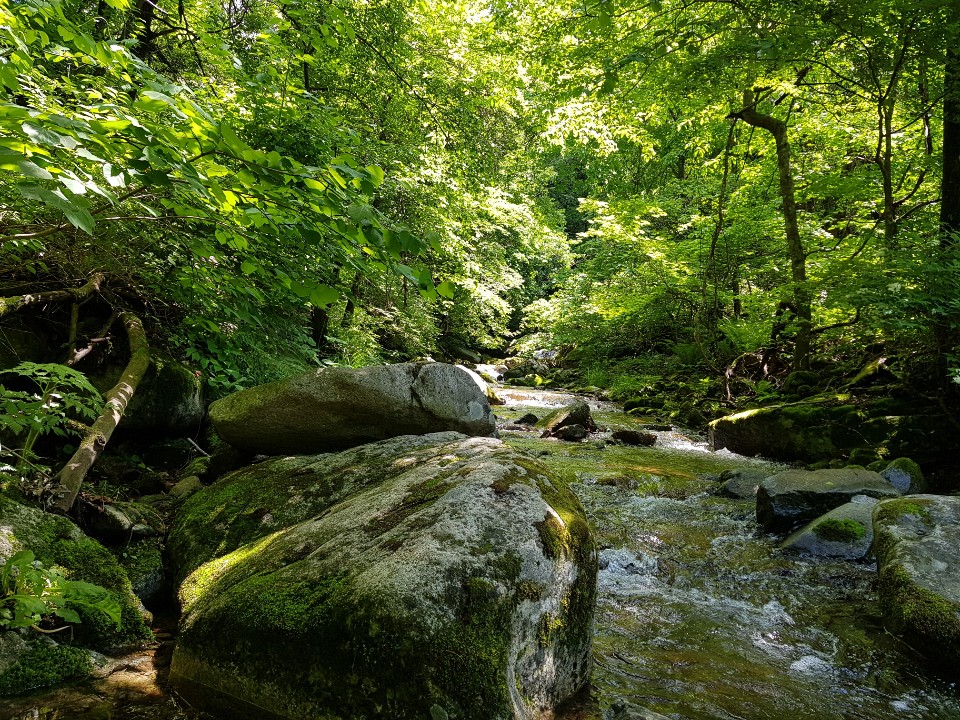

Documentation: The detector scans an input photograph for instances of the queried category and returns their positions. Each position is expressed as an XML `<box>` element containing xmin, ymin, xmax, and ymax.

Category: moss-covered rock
<box><xmin>873</xmin><ymin>495</ymin><xmax>960</xmax><ymax>669</ymax></box>
<box><xmin>781</xmin><ymin>496</ymin><xmax>876</xmax><ymax>560</ymax></box>
<box><xmin>709</xmin><ymin>397</ymin><xmax>960</xmax><ymax>478</ymax></box>
<box><xmin>209</xmin><ymin>362</ymin><xmax>496</xmax><ymax>455</ymax></box>
<box><xmin>536</xmin><ymin>401</ymin><xmax>591</xmax><ymax>435</ymax></box>
<box><xmin>0</xmin><ymin>498</ymin><xmax>151</xmax><ymax>694</ymax></box>
<box><xmin>89</xmin><ymin>353</ymin><xmax>203</xmax><ymax>437</ymax></box>
<box><xmin>169</xmin><ymin>434</ymin><xmax>597</xmax><ymax>719</ymax></box>
<box><xmin>756</xmin><ymin>468</ymin><xmax>900</xmax><ymax>533</ymax></box>
<box><xmin>112</xmin><ymin>537</ymin><xmax>166</xmax><ymax>609</ymax></box>
<box><xmin>0</xmin><ymin>635</ymin><xmax>92</xmax><ymax>696</ymax></box>
<box><xmin>880</xmin><ymin>457</ymin><xmax>928</xmax><ymax>494</ymax></box>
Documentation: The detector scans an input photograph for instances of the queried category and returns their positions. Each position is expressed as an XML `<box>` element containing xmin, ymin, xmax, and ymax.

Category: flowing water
<box><xmin>3</xmin><ymin>384</ymin><xmax>959</xmax><ymax>720</ymax></box>
<box><xmin>495</xmin><ymin>386</ymin><xmax>960</xmax><ymax>720</ymax></box>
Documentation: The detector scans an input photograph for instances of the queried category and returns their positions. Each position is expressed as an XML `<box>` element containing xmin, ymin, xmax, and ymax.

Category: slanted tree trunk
<box><xmin>942</xmin><ymin>47</ymin><xmax>960</xmax><ymax>247</ymax></box>
<box><xmin>0</xmin><ymin>273</ymin><xmax>103</xmax><ymax>319</ymax></box>
<box><xmin>47</xmin><ymin>312</ymin><xmax>150</xmax><ymax>514</ymax></box>
<box><xmin>731</xmin><ymin>89</ymin><xmax>812</xmax><ymax>369</ymax></box>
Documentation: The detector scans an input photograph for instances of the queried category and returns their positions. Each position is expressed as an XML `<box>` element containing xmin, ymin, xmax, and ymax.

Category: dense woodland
<box><xmin>1</xmin><ymin>0</ymin><xmax>959</xmax><ymax>474</ymax></box>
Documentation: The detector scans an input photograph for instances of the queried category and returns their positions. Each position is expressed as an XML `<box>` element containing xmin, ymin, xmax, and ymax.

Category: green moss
<box><xmin>812</xmin><ymin>518</ymin><xmax>866</xmax><ymax>542</ymax></box>
<box><xmin>879</xmin><ymin>565</ymin><xmax>960</xmax><ymax>653</ymax></box>
<box><xmin>365</xmin><ymin>476</ymin><xmax>454</xmax><ymax>536</ymax></box>
<box><xmin>874</xmin><ymin>498</ymin><xmax>933</xmax><ymax>526</ymax></box>
<box><xmin>0</xmin><ymin>640</ymin><xmax>92</xmax><ymax>695</ymax></box>
<box><xmin>0</xmin><ymin>498</ymin><xmax>150</xmax><ymax>650</ymax></box>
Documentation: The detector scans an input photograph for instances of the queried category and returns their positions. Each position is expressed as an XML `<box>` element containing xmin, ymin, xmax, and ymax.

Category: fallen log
<box><xmin>46</xmin><ymin>311</ymin><xmax>150</xmax><ymax>514</ymax></box>
<box><xmin>0</xmin><ymin>273</ymin><xmax>104</xmax><ymax>318</ymax></box>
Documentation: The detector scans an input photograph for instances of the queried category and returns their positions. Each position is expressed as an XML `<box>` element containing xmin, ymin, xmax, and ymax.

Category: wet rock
<box><xmin>537</xmin><ymin>400</ymin><xmax>592</xmax><ymax>435</ymax></box>
<box><xmin>756</xmin><ymin>469</ymin><xmax>900</xmax><ymax>533</ymax></box>
<box><xmin>880</xmin><ymin>457</ymin><xmax>927</xmax><ymax>494</ymax></box>
<box><xmin>781</xmin><ymin>495</ymin><xmax>877</xmax><ymax>559</ymax></box>
<box><xmin>554</xmin><ymin>424</ymin><xmax>588</xmax><ymax>442</ymax></box>
<box><xmin>170</xmin><ymin>433</ymin><xmax>596</xmax><ymax>720</ymax></box>
<box><xmin>517</xmin><ymin>413</ymin><xmax>540</xmax><ymax>425</ymax></box>
<box><xmin>873</xmin><ymin>495</ymin><xmax>960</xmax><ymax>666</ymax></box>
<box><xmin>716</xmin><ymin>468</ymin><xmax>770</xmax><ymax>499</ymax></box>
<box><xmin>209</xmin><ymin>362</ymin><xmax>495</xmax><ymax>455</ymax></box>
<box><xmin>611</xmin><ymin>429</ymin><xmax>656</xmax><ymax>447</ymax></box>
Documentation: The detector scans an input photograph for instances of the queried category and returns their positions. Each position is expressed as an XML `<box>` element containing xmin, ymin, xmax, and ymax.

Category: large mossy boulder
<box><xmin>756</xmin><ymin>469</ymin><xmax>900</xmax><ymax>533</ymax></box>
<box><xmin>0</xmin><ymin>498</ymin><xmax>151</xmax><ymax>695</ymax></box>
<box><xmin>873</xmin><ymin>496</ymin><xmax>960</xmax><ymax>668</ymax></box>
<box><xmin>709</xmin><ymin>397</ymin><xmax>960</xmax><ymax>476</ymax></box>
<box><xmin>168</xmin><ymin>433</ymin><xmax>597</xmax><ymax>720</ymax></box>
<box><xmin>208</xmin><ymin>362</ymin><xmax>496</xmax><ymax>455</ymax></box>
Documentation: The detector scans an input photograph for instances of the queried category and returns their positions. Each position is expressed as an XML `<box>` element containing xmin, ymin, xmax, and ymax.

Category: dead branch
<box><xmin>47</xmin><ymin>312</ymin><xmax>150</xmax><ymax>514</ymax></box>
<box><xmin>0</xmin><ymin>273</ymin><xmax>104</xmax><ymax>319</ymax></box>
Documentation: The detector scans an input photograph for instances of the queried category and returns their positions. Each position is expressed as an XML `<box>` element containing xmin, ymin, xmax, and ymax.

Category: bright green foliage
<box><xmin>0</xmin><ymin>362</ymin><xmax>102</xmax><ymax>480</ymax></box>
<box><xmin>0</xmin><ymin>549</ymin><xmax>121</xmax><ymax>630</ymax></box>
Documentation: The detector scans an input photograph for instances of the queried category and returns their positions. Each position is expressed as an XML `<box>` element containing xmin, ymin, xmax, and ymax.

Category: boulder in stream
<box><xmin>537</xmin><ymin>400</ymin><xmax>592</xmax><ymax>436</ymax></box>
<box><xmin>756</xmin><ymin>468</ymin><xmax>900</xmax><ymax>532</ymax></box>
<box><xmin>781</xmin><ymin>495</ymin><xmax>878</xmax><ymax>560</ymax></box>
<box><xmin>168</xmin><ymin>433</ymin><xmax>597</xmax><ymax>719</ymax></box>
<box><xmin>208</xmin><ymin>362</ymin><xmax>496</xmax><ymax>455</ymax></box>
<box><xmin>611</xmin><ymin>429</ymin><xmax>656</xmax><ymax>447</ymax></box>
<box><xmin>873</xmin><ymin>495</ymin><xmax>960</xmax><ymax>666</ymax></box>
<box><xmin>880</xmin><ymin>457</ymin><xmax>928</xmax><ymax>495</ymax></box>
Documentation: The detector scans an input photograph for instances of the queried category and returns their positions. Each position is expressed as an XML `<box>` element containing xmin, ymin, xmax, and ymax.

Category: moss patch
<box><xmin>812</xmin><ymin>518</ymin><xmax>866</xmax><ymax>542</ymax></box>
<box><xmin>0</xmin><ymin>640</ymin><xmax>92</xmax><ymax>696</ymax></box>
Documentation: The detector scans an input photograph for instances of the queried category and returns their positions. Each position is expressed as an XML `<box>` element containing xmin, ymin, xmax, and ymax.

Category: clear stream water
<box><xmin>3</xmin><ymin>386</ymin><xmax>959</xmax><ymax>720</ymax></box>
<box><xmin>496</xmin><ymin>387</ymin><xmax>960</xmax><ymax>720</ymax></box>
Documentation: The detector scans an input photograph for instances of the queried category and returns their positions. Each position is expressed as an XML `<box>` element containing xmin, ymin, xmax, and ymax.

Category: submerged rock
<box><xmin>208</xmin><ymin>362</ymin><xmax>496</xmax><ymax>455</ymax></box>
<box><xmin>873</xmin><ymin>495</ymin><xmax>960</xmax><ymax>667</ymax></box>
<box><xmin>169</xmin><ymin>433</ymin><xmax>597</xmax><ymax>719</ymax></box>
<box><xmin>781</xmin><ymin>496</ymin><xmax>877</xmax><ymax>559</ymax></box>
<box><xmin>756</xmin><ymin>469</ymin><xmax>899</xmax><ymax>533</ymax></box>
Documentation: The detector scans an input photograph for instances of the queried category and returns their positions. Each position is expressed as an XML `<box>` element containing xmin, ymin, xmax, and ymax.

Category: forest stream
<box><xmin>2</xmin><ymin>386</ymin><xmax>960</xmax><ymax>720</ymax></box>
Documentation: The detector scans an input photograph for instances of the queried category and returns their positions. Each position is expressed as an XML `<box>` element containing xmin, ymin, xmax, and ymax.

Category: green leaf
<box><xmin>309</xmin><ymin>284</ymin><xmax>339</xmax><ymax>307</ymax></box>
<box><xmin>16</xmin><ymin>159</ymin><xmax>53</xmax><ymax>180</ymax></box>
<box><xmin>436</xmin><ymin>280</ymin><xmax>456</xmax><ymax>299</ymax></box>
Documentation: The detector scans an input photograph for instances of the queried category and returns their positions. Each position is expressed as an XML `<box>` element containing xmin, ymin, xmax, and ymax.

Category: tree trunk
<box><xmin>942</xmin><ymin>46</ymin><xmax>960</xmax><ymax>246</ymax></box>
<box><xmin>732</xmin><ymin>90</ymin><xmax>811</xmax><ymax>369</ymax></box>
<box><xmin>47</xmin><ymin>312</ymin><xmax>150</xmax><ymax>514</ymax></box>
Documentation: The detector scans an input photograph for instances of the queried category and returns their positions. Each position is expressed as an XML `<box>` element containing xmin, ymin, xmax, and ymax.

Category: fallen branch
<box><xmin>47</xmin><ymin>312</ymin><xmax>150</xmax><ymax>514</ymax></box>
<box><xmin>0</xmin><ymin>273</ymin><xmax>104</xmax><ymax>319</ymax></box>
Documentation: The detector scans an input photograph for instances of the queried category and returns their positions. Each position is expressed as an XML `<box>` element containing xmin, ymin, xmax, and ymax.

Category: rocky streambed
<box><xmin>495</xmin><ymin>388</ymin><xmax>960</xmax><ymax>719</ymax></box>
<box><xmin>3</xmin><ymin>379</ymin><xmax>960</xmax><ymax>719</ymax></box>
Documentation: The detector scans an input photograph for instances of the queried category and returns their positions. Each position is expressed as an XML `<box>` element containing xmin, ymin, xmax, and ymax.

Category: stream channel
<box><xmin>3</xmin><ymin>385</ymin><xmax>960</xmax><ymax>719</ymax></box>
